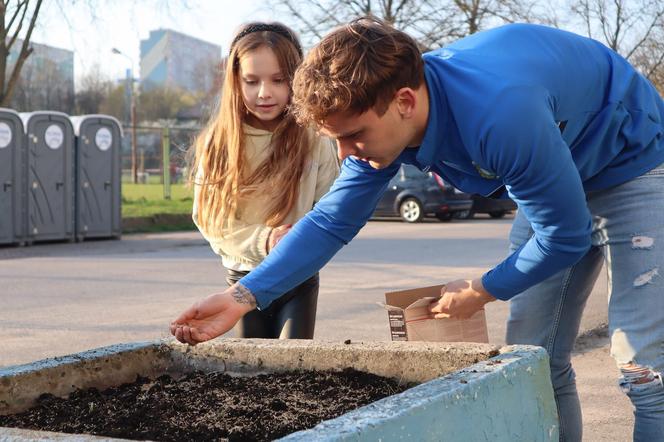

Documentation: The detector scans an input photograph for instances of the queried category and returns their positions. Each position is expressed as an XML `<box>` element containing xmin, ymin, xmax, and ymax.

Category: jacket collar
<box><xmin>415</xmin><ymin>55</ymin><xmax>452</xmax><ymax>169</ymax></box>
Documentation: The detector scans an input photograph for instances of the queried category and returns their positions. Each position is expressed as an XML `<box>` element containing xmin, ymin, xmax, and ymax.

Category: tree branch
<box><xmin>624</xmin><ymin>8</ymin><xmax>664</xmax><ymax>60</ymax></box>
<box><xmin>6</xmin><ymin>0</ymin><xmax>28</xmax><ymax>37</ymax></box>
<box><xmin>3</xmin><ymin>0</ymin><xmax>43</xmax><ymax>105</ymax></box>
<box><xmin>6</xmin><ymin>0</ymin><xmax>29</xmax><ymax>52</ymax></box>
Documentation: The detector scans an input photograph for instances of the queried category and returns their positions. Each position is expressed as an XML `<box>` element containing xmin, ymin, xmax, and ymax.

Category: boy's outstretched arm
<box><xmin>170</xmin><ymin>157</ymin><xmax>400</xmax><ymax>343</ymax></box>
<box><xmin>171</xmin><ymin>283</ymin><xmax>256</xmax><ymax>345</ymax></box>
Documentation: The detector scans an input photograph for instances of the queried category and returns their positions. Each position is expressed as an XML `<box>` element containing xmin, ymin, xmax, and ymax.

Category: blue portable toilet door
<box><xmin>0</xmin><ymin>119</ymin><xmax>16</xmax><ymax>243</ymax></box>
<box><xmin>79</xmin><ymin>121</ymin><xmax>115</xmax><ymax>236</ymax></box>
<box><xmin>29</xmin><ymin>120</ymin><xmax>69</xmax><ymax>238</ymax></box>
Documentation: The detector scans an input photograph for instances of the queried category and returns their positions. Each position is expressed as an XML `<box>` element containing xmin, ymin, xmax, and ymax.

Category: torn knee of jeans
<box><xmin>619</xmin><ymin>363</ymin><xmax>663</xmax><ymax>393</ymax></box>
<box><xmin>633</xmin><ymin>268</ymin><xmax>659</xmax><ymax>287</ymax></box>
<box><xmin>631</xmin><ymin>235</ymin><xmax>654</xmax><ymax>250</ymax></box>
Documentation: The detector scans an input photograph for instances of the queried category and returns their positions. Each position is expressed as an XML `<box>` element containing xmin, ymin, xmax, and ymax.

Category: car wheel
<box><xmin>399</xmin><ymin>198</ymin><xmax>424</xmax><ymax>223</ymax></box>
<box><xmin>489</xmin><ymin>210</ymin><xmax>506</xmax><ymax>219</ymax></box>
<box><xmin>452</xmin><ymin>209</ymin><xmax>474</xmax><ymax>219</ymax></box>
<box><xmin>435</xmin><ymin>212</ymin><xmax>452</xmax><ymax>222</ymax></box>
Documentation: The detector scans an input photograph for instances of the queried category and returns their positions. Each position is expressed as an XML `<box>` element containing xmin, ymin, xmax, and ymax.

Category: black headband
<box><xmin>229</xmin><ymin>24</ymin><xmax>303</xmax><ymax>56</ymax></box>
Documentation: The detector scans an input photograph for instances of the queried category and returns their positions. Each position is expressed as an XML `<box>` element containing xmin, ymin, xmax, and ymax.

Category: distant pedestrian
<box><xmin>169</xmin><ymin>162</ymin><xmax>178</xmax><ymax>184</ymax></box>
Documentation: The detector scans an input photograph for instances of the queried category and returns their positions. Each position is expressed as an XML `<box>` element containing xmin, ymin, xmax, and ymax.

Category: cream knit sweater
<box><xmin>193</xmin><ymin>124</ymin><xmax>340</xmax><ymax>270</ymax></box>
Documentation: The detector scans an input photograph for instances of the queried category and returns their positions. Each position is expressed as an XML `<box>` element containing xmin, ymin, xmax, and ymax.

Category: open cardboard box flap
<box><xmin>383</xmin><ymin>284</ymin><xmax>489</xmax><ymax>343</ymax></box>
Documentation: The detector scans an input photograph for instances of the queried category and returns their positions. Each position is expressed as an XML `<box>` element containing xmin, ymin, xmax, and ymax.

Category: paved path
<box><xmin>575</xmin><ymin>337</ymin><xmax>633</xmax><ymax>441</ymax></box>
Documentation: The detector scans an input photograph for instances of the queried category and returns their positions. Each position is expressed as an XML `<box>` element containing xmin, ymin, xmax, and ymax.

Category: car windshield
<box><xmin>401</xmin><ymin>164</ymin><xmax>428</xmax><ymax>180</ymax></box>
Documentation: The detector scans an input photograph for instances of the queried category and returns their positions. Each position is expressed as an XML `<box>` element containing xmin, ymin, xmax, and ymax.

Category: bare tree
<box><xmin>137</xmin><ymin>85</ymin><xmax>197</xmax><ymax>123</ymax></box>
<box><xmin>447</xmin><ymin>0</ymin><xmax>552</xmax><ymax>37</ymax></box>
<box><xmin>11</xmin><ymin>52</ymin><xmax>74</xmax><ymax>113</ymax></box>
<box><xmin>98</xmin><ymin>83</ymin><xmax>127</xmax><ymax>121</ymax></box>
<box><xmin>274</xmin><ymin>0</ymin><xmax>548</xmax><ymax>50</ymax></box>
<box><xmin>0</xmin><ymin>0</ymin><xmax>195</xmax><ymax>108</ymax></box>
<box><xmin>0</xmin><ymin>0</ymin><xmax>44</xmax><ymax>106</ymax></box>
<box><xmin>75</xmin><ymin>63</ymin><xmax>113</xmax><ymax>114</ymax></box>
<box><xmin>568</xmin><ymin>0</ymin><xmax>664</xmax><ymax>92</ymax></box>
<box><xmin>631</xmin><ymin>37</ymin><xmax>664</xmax><ymax>94</ymax></box>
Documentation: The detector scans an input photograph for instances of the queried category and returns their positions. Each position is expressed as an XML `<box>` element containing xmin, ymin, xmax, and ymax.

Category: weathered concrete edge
<box><xmin>1</xmin><ymin>339</ymin><xmax>500</xmax><ymax>417</ymax></box>
<box><xmin>166</xmin><ymin>338</ymin><xmax>501</xmax><ymax>383</ymax></box>
<box><xmin>0</xmin><ymin>341</ymin><xmax>173</xmax><ymax>416</ymax></box>
<box><xmin>280</xmin><ymin>345</ymin><xmax>559</xmax><ymax>442</ymax></box>
<box><xmin>0</xmin><ymin>427</ymin><xmax>138</xmax><ymax>441</ymax></box>
<box><xmin>1</xmin><ymin>341</ymin><xmax>552</xmax><ymax>441</ymax></box>
<box><xmin>0</xmin><ymin>342</ymin><xmax>159</xmax><ymax>378</ymax></box>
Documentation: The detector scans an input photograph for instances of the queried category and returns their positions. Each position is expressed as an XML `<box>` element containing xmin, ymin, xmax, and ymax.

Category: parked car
<box><xmin>372</xmin><ymin>164</ymin><xmax>473</xmax><ymax>223</ymax></box>
<box><xmin>453</xmin><ymin>192</ymin><xmax>517</xmax><ymax>219</ymax></box>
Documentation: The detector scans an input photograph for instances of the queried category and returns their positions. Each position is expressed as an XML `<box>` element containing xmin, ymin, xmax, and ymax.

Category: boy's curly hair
<box><xmin>291</xmin><ymin>16</ymin><xmax>424</xmax><ymax>126</ymax></box>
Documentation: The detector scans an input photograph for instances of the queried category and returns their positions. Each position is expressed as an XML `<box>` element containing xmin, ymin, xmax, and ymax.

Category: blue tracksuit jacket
<box><xmin>241</xmin><ymin>23</ymin><xmax>664</xmax><ymax>308</ymax></box>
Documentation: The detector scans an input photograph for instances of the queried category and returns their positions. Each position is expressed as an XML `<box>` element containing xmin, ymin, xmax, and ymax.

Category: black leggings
<box><xmin>226</xmin><ymin>269</ymin><xmax>319</xmax><ymax>339</ymax></box>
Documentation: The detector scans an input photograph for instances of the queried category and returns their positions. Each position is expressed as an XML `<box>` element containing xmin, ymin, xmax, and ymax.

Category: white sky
<box><xmin>27</xmin><ymin>1</ymin><xmax>620</xmax><ymax>91</ymax></box>
<box><xmin>31</xmin><ymin>0</ymin><xmax>276</xmax><ymax>88</ymax></box>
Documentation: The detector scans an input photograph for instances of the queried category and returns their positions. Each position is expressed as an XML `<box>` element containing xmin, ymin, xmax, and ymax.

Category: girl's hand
<box><xmin>267</xmin><ymin>224</ymin><xmax>293</xmax><ymax>252</ymax></box>
<box><xmin>429</xmin><ymin>278</ymin><xmax>496</xmax><ymax>319</ymax></box>
<box><xmin>170</xmin><ymin>283</ymin><xmax>257</xmax><ymax>345</ymax></box>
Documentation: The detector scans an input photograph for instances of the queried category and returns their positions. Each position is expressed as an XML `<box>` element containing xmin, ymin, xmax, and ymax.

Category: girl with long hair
<box><xmin>187</xmin><ymin>22</ymin><xmax>339</xmax><ymax>339</ymax></box>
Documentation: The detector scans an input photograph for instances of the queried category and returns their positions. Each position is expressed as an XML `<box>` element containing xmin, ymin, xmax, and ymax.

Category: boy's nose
<box><xmin>336</xmin><ymin>140</ymin><xmax>357</xmax><ymax>161</ymax></box>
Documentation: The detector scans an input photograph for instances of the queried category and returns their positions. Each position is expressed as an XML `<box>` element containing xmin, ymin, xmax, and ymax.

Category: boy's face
<box><xmin>319</xmin><ymin>101</ymin><xmax>413</xmax><ymax>169</ymax></box>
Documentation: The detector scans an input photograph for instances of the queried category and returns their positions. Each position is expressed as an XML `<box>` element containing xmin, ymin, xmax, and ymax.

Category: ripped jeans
<box><xmin>507</xmin><ymin>163</ymin><xmax>664</xmax><ymax>442</ymax></box>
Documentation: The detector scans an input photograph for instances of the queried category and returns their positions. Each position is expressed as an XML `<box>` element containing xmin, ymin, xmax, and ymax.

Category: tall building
<box><xmin>8</xmin><ymin>40</ymin><xmax>75</xmax><ymax>112</ymax></box>
<box><xmin>140</xmin><ymin>29</ymin><xmax>221</xmax><ymax>94</ymax></box>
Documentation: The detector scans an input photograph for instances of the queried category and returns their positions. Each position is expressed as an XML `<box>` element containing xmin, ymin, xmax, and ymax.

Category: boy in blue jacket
<box><xmin>173</xmin><ymin>18</ymin><xmax>664</xmax><ymax>441</ymax></box>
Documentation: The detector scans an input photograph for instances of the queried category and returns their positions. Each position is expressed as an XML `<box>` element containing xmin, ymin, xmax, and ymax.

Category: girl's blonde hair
<box><xmin>189</xmin><ymin>22</ymin><xmax>311</xmax><ymax>234</ymax></box>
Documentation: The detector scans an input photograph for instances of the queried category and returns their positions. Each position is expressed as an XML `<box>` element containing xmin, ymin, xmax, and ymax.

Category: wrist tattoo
<box><xmin>231</xmin><ymin>284</ymin><xmax>257</xmax><ymax>307</ymax></box>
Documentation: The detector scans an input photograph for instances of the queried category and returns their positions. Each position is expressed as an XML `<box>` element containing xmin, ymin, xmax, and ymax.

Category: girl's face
<box><xmin>239</xmin><ymin>46</ymin><xmax>290</xmax><ymax>131</ymax></box>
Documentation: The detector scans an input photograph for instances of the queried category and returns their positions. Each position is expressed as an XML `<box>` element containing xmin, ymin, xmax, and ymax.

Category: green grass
<box><xmin>123</xmin><ymin>222</ymin><xmax>196</xmax><ymax>233</ymax></box>
<box><xmin>122</xmin><ymin>174</ymin><xmax>173</xmax><ymax>185</ymax></box>
<box><xmin>122</xmin><ymin>183</ymin><xmax>194</xmax><ymax>218</ymax></box>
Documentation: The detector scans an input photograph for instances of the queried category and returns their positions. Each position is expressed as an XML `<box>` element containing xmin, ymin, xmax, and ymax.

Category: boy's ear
<box><xmin>394</xmin><ymin>87</ymin><xmax>417</xmax><ymax>118</ymax></box>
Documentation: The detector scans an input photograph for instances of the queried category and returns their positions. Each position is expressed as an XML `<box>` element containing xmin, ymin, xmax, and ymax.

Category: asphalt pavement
<box><xmin>0</xmin><ymin>215</ymin><xmax>633</xmax><ymax>440</ymax></box>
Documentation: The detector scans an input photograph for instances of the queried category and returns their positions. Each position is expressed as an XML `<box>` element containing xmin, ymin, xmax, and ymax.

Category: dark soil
<box><xmin>0</xmin><ymin>368</ymin><xmax>413</xmax><ymax>441</ymax></box>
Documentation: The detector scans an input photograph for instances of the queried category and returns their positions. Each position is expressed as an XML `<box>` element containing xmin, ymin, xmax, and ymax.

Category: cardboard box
<box><xmin>384</xmin><ymin>284</ymin><xmax>489</xmax><ymax>343</ymax></box>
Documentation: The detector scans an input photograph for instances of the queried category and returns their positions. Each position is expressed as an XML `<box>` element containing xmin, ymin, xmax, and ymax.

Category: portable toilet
<box><xmin>0</xmin><ymin>108</ymin><xmax>26</xmax><ymax>246</ymax></box>
<box><xmin>20</xmin><ymin>111</ymin><xmax>75</xmax><ymax>243</ymax></box>
<box><xmin>70</xmin><ymin>115</ymin><xmax>122</xmax><ymax>240</ymax></box>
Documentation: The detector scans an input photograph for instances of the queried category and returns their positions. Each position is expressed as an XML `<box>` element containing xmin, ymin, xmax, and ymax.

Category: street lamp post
<box><xmin>111</xmin><ymin>48</ymin><xmax>138</xmax><ymax>185</ymax></box>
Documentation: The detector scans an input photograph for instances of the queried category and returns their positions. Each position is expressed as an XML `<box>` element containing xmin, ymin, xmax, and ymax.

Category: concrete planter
<box><xmin>0</xmin><ymin>339</ymin><xmax>558</xmax><ymax>441</ymax></box>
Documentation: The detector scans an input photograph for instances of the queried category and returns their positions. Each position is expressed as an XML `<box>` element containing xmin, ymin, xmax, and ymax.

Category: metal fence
<box><xmin>120</xmin><ymin>124</ymin><xmax>201</xmax><ymax>195</ymax></box>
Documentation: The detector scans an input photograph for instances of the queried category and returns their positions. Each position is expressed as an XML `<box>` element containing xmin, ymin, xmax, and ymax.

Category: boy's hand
<box><xmin>429</xmin><ymin>278</ymin><xmax>496</xmax><ymax>319</ymax></box>
<box><xmin>170</xmin><ymin>283</ymin><xmax>257</xmax><ymax>345</ymax></box>
<box><xmin>267</xmin><ymin>224</ymin><xmax>293</xmax><ymax>252</ymax></box>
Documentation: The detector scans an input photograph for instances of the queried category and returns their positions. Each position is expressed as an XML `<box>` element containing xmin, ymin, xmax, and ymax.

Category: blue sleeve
<box><xmin>480</xmin><ymin>89</ymin><xmax>592</xmax><ymax>300</ymax></box>
<box><xmin>239</xmin><ymin>157</ymin><xmax>400</xmax><ymax>309</ymax></box>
